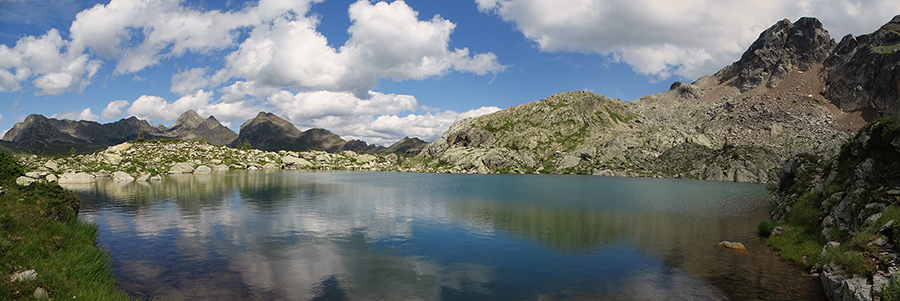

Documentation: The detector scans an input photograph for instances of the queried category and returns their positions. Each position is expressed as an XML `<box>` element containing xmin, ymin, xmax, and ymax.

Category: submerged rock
<box><xmin>718</xmin><ymin>241</ymin><xmax>748</xmax><ymax>252</ymax></box>
<box><xmin>112</xmin><ymin>171</ymin><xmax>134</xmax><ymax>182</ymax></box>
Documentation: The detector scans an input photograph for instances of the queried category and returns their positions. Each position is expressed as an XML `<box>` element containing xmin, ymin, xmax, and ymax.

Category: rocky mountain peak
<box><xmin>823</xmin><ymin>15</ymin><xmax>900</xmax><ymax>119</ymax></box>
<box><xmin>171</xmin><ymin>109</ymin><xmax>205</xmax><ymax>129</ymax></box>
<box><xmin>715</xmin><ymin>17</ymin><xmax>835</xmax><ymax>92</ymax></box>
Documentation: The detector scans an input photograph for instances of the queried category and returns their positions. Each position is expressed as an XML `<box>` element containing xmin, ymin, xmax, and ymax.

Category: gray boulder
<box><xmin>45</xmin><ymin>174</ymin><xmax>57</xmax><ymax>183</ymax></box>
<box><xmin>168</xmin><ymin>162</ymin><xmax>195</xmax><ymax>174</ymax></box>
<box><xmin>58</xmin><ymin>172</ymin><xmax>96</xmax><ymax>184</ymax></box>
<box><xmin>43</xmin><ymin>160</ymin><xmax>58</xmax><ymax>171</ymax></box>
<box><xmin>112</xmin><ymin>171</ymin><xmax>134</xmax><ymax>182</ymax></box>
<box><xmin>282</xmin><ymin>156</ymin><xmax>312</xmax><ymax>169</ymax></box>
<box><xmin>193</xmin><ymin>165</ymin><xmax>212</xmax><ymax>175</ymax></box>
<box><xmin>9</xmin><ymin>269</ymin><xmax>37</xmax><ymax>282</ymax></box>
<box><xmin>136</xmin><ymin>173</ymin><xmax>151</xmax><ymax>182</ymax></box>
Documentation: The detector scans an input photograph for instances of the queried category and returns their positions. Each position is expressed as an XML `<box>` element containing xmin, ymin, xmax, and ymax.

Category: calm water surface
<box><xmin>67</xmin><ymin>171</ymin><xmax>821</xmax><ymax>300</ymax></box>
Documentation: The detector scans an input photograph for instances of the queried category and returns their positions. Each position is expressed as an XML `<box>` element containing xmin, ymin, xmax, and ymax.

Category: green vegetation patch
<box><xmin>0</xmin><ymin>151</ymin><xmax>130</xmax><ymax>300</ymax></box>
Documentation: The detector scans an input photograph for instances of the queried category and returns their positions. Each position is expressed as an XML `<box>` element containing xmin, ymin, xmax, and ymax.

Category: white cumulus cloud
<box><xmin>477</xmin><ymin>0</ymin><xmax>900</xmax><ymax>80</ymax></box>
<box><xmin>100</xmin><ymin>100</ymin><xmax>131</xmax><ymax>121</ymax></box>
<box><xmin>222</xmin><ymin>0</ymin><xmax>505</xmax><ymax>98</ymax></box>
<box><xmin>0</xmin><ymin>29</ymin><xmax>101</xmax><ymax>95</ymax></box>
<box><xmin>51</xmin><ymin>108</ymin><xmax>99</xmax><ymax>122</ymax></box>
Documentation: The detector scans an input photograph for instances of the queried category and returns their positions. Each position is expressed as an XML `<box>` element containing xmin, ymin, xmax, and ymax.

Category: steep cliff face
<box><xmin>417</xmin><ymin>16</ymin><xmax>883</xmax><ymax>182</ymax></box>
<box><xmin>823</xmin><ymin>15</ymin><xmax>900</xmax><ymax>119</ymax></box>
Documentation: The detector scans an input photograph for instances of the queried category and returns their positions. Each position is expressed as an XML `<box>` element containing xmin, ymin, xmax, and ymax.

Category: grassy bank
<box><xmin>0</xmin><ymin>151</ymin><xmax>130</xmax><ymax>300</ymax></box>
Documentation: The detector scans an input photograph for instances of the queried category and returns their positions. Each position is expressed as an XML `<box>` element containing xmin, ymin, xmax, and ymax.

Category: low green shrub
<box><xmin>758</xmin><ymin>220</ymin><xmax>776</xmax><ymax>237</ymax></box>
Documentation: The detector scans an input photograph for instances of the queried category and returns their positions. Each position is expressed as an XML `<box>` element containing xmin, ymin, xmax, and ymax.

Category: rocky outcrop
<box><xmin>770</xmin><ymin>117</ymin><xmax>900</xmax><ymax>301</ymax></box>
<box><xmin>715</xmin><ymin>17</ymin><xmax>835</xmax><ymax>92</ymax></box>
<box><xmin>824</xmin><ymin>15</ymin><xmax>900</xmax><ymax>119</ymax></box>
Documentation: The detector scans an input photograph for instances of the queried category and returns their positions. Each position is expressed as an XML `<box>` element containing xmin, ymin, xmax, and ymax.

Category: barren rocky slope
<box><xmin>416</xmin><ymin>15</ymin><xmax>900</xmax><ymax>183</ymax></box>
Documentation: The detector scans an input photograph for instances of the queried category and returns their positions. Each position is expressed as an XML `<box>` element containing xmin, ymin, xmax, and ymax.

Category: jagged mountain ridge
<box><xmin>419</xmin><ymin>15</ymin><xmax>900</xmax><ymax>182</ymax></box>
<box><xmin>2</xmin><ymin>110</ymin><xmax>237</xmax><ymax>156</ymax></box>
<box><xmin>232</xmin><ymin>112</ymin><xmax>429</xmax><ymax>154</ymax></box>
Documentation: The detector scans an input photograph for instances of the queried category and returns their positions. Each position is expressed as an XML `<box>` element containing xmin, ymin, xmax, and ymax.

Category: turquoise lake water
<box><xmin>67</xmin><ymin>170</ymin><xmax>822</xmax><ymax>300</ymax></box>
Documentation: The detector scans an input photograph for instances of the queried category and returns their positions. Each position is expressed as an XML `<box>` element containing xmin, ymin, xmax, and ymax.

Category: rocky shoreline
<box><xmin>14</xmin><ymin>139</ymin><xmax>402</xmax><ymax>186</ymax></box>
<box><xmin>768</xmin><ymin>117</ymin><xmax>900</xmax><ymax>301</ymax></box>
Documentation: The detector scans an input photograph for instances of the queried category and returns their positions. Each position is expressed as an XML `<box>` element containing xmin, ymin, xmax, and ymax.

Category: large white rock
<box><xmin>58</xmin><ymin>172</ymin><xmax>96</xmax><ymax>184</ymax></box>
<box><xmin>168</xmin><ymin>162</ymin><xmax>195</xmax><ymax>174</ymax></box>
<box><xmin>112</xmin><ymin>171</ymin><xmax>134</xmax><ymax>182</ymax></box>
<box><xmin>356</xmin><ymin>154</ymin><xmax>377</xmax><ymax>164</ymax></box>
<box><xmin>106</xmin><ymin>142</ymin><xmax>132</xmax><ymax>153</ymax></box>
<box><xmin>43</xmin><ymin>160</ymin><xmax>58</xmax><ymax>171</ymax></box>
<box><xmin>45</xmin><ymin>174</ymin><xmax>58</xmax><ymax>183</ymax></box>
<box><xmin>104</xmin><ymin>153</ymin><xmax>123</xmax><ymax>165</ymax></box>
<box><xmin>282</xmin><ymin>156</ymin><xmax>312</xmax><ymax>169</ymax></box>
<box><xmin>211</xmin><ymin>164</ymin><xmax>229</xmax><ymax>171</ymax></box>
<box><xmin>193</xmin><ymin>165</ymin><xmax>212</xmax><ymax>174</ymax></box>
<box><xmin>136</xmin><ymin>173</ymin><xmax>151</xmax><ymax>182</ymax></box>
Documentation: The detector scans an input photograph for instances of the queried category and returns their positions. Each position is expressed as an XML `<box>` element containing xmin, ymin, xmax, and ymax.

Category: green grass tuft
<box><xmin>758</xmin><ymin>220</ymin><xmax>776</xmax><ymax>237</ymax></box>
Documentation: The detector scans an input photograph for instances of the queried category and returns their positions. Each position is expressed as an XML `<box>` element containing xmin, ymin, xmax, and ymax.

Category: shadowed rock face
<box><xmin>823</xmin><ymin>15</ymin><xmax>900</xmax><ymax>119</ymax></box>
<box><xmin>232</xmin><ymin>112</ymin><xmax>347</xmax><ymax>152</ymax></box>
<box><xmin>715</xmin><ymin>17</ymin><xmax>836</xmax><ymax>92</ymax></box>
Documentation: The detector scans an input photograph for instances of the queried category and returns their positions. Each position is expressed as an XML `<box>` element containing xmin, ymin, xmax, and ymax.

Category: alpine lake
<box><xmin>63</xmin><ymin>170</ymin><xmax>823</xmax><ymax>300</ymax></box>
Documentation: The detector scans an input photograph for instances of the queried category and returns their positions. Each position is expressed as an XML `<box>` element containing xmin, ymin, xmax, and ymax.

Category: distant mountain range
<box><xmin>232</xmin><ymin>112</ymin><xmax>427</xmax><ymax>155</ymax></box>
<box><xmin>1</xmin><ymin>110</ymin><xmax>426</xmax><ymax>157</ymax></box>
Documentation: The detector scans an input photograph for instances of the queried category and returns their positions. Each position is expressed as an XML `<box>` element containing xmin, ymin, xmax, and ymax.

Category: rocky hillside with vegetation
<box><xmin>417</xmin><ymin>15</ymin><xmax>900</xmax><ymax>183</ymax></box>
<box><xmin>13</xmin><ymin>139</ymin><xmax>405</xmax><ymax>188</ymax></box>
<box><xmin>0</xmin><ymin>152</ymin><xmax>130</xmax><ymax>300</ymax></box>
<box><xmin>765</xmin><ymin>117</ymin><xmax>900</xmax><ymax>301</ymax></box>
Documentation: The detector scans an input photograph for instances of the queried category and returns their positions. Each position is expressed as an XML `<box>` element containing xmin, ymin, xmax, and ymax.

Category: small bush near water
<box><xmin>757</xmin><ymin>220</ymin><xmax>776</xmax><ymax>237</ymax></box>
<box><xmin>0</xmin><ymin>151</ymin><xmax>130</xmax><ymax>300</ymax></box>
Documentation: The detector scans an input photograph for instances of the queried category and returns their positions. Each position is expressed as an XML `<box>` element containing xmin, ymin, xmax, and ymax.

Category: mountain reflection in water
<box><xmin>68</xmin><ymin>171</ymin><xmax>822</xmax><ymax>300</ymax></box>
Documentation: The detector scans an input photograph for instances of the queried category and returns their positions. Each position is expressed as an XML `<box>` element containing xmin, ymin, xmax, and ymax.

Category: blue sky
<box><xmin>1</xmin><ymin>0</ymin><xmax>898</xmax><ymax>145</ymax></box>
